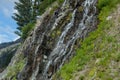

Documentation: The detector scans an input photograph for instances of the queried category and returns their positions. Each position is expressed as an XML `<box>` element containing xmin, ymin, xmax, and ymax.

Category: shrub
<box><xmin>6</xmin><ymin>53</ymin><xmax>25</xmax><ymax>79</ymax></box>
<box><xmin>21</xmin><ymin>23</ymin><xmax>35</xmax><ymax>40</ymax></box>
<box><xmin>38</xmin><ymin>0</ymin><xmax>64</xmax><ymax>15</ymax></box>
<box><xmin>97</xmin><ymin>0</ymin><xmax>110</xmax><ymax>10</ymax></box>
<box><xmin>38</xmin><ymin>0</ymin><xmax>57</xmax><ymax>15</ymax></box>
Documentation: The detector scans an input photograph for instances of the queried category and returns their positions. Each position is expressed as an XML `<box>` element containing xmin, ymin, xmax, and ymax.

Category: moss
<box><xmin>50</xmin><ymin>11</ymin><xmax>72</xmax><ymax>39</ymax></box>
<box><xmin>78</xmin><ymin>6</ymin><xmax>83</xmax><ymax>12</ymax></box>
<box><xmin>88</xmin><ymin>67</ymin><xmax>96</xmax><ymax>77</ymax></box>
<box><xmin>57</xmin><ymin>0</ymin><xmax>64</xmax><ymax>4</ymax></box>
<box><xmin>56</xmin><ymin>30</ymin><xmax>61</xmax><ymax>35</ymax></box>
<box><xmin>68</xmin><ymin>13</ymin><xmax>72</xmax><ymax>20</ymax></box>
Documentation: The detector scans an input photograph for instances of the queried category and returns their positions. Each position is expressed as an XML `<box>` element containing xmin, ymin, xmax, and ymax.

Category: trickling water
<box><xmin>60</xmin><ymin>0</ymin><xmax>97</xmax><ymax>68</ymax></box>
<box><xmin>43</xmin><ymin>9</ymin><xmax>77</xmax><ymax>77</ymax></box>
<box><xmin>62</xmin><ymin>0</ymin><xmax>67</xmax><ymax>9</ymax></box>
<box><xmin>43</xmin><ymin>0</ymin><xmax>97</xmax><ymax>79</ymax></box>
<box><xmin>14</xmin><ymin>0</ymin><xmax>97</xmax><ymax>80</ymax></box>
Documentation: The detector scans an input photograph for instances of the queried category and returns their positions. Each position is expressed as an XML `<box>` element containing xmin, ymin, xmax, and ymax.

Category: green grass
<box><xmin>6</xmin><ymin>53</ymin><xmax>25</xmax><ymax>80</ymax></box>
<box><xmin>55</xmin><ymin>0</ymin><xmax>120</xmax><ymax>80</ymax></box>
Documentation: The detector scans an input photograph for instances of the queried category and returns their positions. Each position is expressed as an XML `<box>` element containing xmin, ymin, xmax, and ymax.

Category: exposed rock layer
<box><xmin>0</xmin><ymin>0</ymin><xmax>98</xmax><ymax>80</ymax></box>
<box><xmin>18</xmin><ymin>0</ymin><xmax>98</xmax><ymax>80</ymax></box>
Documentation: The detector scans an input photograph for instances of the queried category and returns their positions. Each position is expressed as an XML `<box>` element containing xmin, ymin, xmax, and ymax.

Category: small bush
<box><xmin>21</xmin><ymin>23</ymin><xmax>35</xmax><ymax>40</ymax></box>
<box><xmin>97</xmin><ymin>0</ymin><xmax>110</xmax><ymax>10</ymax></box>
<box><xmin>38</xmin><ymin>0</ymin><xmax>57</xmax><ymax>15</ymax></box>
<box><xmin>38</xmin><ymin>0</ymin><xmax>64</xmax><ymax>15</ymax></box>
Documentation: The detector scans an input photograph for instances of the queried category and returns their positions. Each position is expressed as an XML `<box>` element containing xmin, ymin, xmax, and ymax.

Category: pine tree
<box><xmin>12</xmin><ymin>0</ymin><xmax>34</xmax><ymax>31</ymax></box>
<box><xmin>12</xmin><ymin>0</ymin><xmax>46</xmax><ymax>39</ymax></box>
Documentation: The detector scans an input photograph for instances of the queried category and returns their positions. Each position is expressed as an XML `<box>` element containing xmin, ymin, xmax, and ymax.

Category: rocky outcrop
<box><xmin>0</xmin><ymin>0</ymin><xmax>98</xmax><ymax>80</ymax></box>
<box><xmin>18</xmin><ymin>0</ymin><xmax>98</xmax><ymax>80</ymax></box>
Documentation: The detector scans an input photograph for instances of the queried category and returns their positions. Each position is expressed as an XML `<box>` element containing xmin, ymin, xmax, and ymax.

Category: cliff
<box><xmin>0</xmin><ymin>0</ymin><xmax>120</xmax><ymax>80</ymax></box>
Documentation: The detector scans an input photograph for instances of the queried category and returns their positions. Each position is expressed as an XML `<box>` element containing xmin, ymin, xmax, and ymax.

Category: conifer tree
<box><xmin>12</xmin><ymin>0</ymin><xmax>33</xmax><ymax>31</ymax></box>
<box><xmin>12</xmin><ymin>0</ymin><xmax>45</xmax><ymax>38</ymax></box>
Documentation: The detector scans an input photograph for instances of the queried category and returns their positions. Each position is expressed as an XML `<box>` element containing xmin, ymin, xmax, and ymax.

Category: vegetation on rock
<box><xmin>1</xmin><ymin>0</ymin><xmax>120</xmax><ymax>80</ymax></box>
<box><xmin>13</xmin><ymin>0</ymin><xmax>64</xmax><ymax>40</ymax></box>
<box><xmin>54</xmin><ymin>0</ymin><xmax>120</xmax><ymax>80</ymax></box>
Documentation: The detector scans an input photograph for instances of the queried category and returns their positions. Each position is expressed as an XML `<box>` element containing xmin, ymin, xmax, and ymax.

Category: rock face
<box><xmin>17</xmin><ymin>0</ymin><xmax>98</xmax><ymax>80</ymax></box>
<box><xmin>0</xmin><ymin>0</ymin><xmax>98</xmax><ymax>80</ymax></box>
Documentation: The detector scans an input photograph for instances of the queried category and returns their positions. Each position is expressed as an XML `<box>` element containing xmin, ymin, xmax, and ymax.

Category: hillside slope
<box><xmin>55</xmin><ymin>4</ymin><xmax>120</xmax><ymax>80</ymax></box>
<box><xmin>0</xmin><ymin>38</ymin><xmax>21</xmax><ymax>49</ymax></box>
<box><xmin>0</xmin><ymin>42</ymin><xmax>20</xmax><ymax>73</ymax></box>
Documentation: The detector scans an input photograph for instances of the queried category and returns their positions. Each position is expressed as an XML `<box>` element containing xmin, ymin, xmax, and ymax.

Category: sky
<box><xmin>0</xmin><ymin>0</ymin><xmax>19</xmax><ymax>43</ymax></box>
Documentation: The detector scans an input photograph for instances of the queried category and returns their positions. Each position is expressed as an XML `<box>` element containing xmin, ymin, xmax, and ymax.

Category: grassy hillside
<box><xmin>54</xmin><ymin>0</ymin><xmax>120</xmax><ymax>80</ymax></box>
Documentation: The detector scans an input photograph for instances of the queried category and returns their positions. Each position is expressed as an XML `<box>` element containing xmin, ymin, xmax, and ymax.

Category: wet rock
<box><xmin>1</xmin><ymin>0</ymin><xmax>98</xmax><ymax>80</ymax></box>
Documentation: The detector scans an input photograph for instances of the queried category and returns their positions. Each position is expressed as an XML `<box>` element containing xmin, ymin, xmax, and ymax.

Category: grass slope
<box><xmin>56</xmin><ymin>0</ymin><xmax>120</xmax><ymax>80</ymax></box>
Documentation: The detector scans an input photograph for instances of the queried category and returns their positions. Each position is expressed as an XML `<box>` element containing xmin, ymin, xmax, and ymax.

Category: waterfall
<box><xmin>42</xmin><ymin>0</ymin><xmax>97</xmax><ymax>79</ymax></box>
<box><xmin>43</xmin><ymin>9</ymin><xmax>77</xmax><ymax>78</ymax></box>
<box><xmin>13</xmin><ymin>0</ymin><xmax>98</xmax><ymax>80</ymax></box>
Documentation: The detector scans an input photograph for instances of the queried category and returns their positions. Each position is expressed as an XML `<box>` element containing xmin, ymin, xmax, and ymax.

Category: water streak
<box><xmin>43</xmin><ymin>9</ymin><xmax>77</xmax><ymax>78</ymax></box>
<box><xmin>43</xmin><ymin>0</ymin><xmax>97</xmax><ymax>79</ymax></box>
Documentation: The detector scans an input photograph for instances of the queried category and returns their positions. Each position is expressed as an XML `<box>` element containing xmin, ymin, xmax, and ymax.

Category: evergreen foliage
<box><xmin>12</xmin><ymin>0</ymin><xmax>34</xmax><ymax>31</ymax></box>
<box><xmin>13</xmin><ymin>0</ymin><xmax>59</xmax><ymax>40</ymax></box>
<box><xmin>12</xmin><ymin>0</ymin><xmax>44</xmax><ymax>40</ymax></box>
